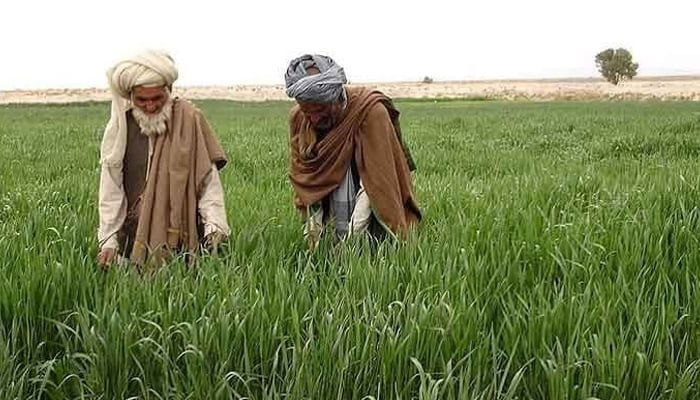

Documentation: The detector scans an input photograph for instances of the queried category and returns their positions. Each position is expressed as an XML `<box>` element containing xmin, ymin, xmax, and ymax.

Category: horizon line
<box><xmin>2</xmin><ymin>74</ymin><xmax>700</xmax><ymax>93</ymax></box>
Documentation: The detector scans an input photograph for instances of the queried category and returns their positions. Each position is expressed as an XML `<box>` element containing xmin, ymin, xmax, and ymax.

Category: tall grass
<box><xmin>0</xmin><ymin>99</ymin><xmax>699</xmax><ymax>399</ymax></box>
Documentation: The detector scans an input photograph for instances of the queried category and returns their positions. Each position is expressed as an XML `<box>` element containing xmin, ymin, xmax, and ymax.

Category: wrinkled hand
<box><xmin>306</xmin><ymin>231</ymin><xmax>320</xmax><ymax>252</ymax></box>
<box><xmin>97</xmin><ymin>248</ymin><xmax>117</xmax><ymax>270</ymax></box>
<box><xmin>204</xmin><ymin>231</ymin><xmax>228</xmax><ymax>256</ymax></box>
<box><xmin>303</xmin><ymin>221</ymin><xmax>322</xmax><ymax>252</ymax></box>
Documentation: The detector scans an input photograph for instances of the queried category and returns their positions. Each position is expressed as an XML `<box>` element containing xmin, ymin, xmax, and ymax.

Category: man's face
<box><xmin>297</xmin><ymin>99</ymin><xmax>343</xmax><ymax>133</ymax></box>
<box><xmin>132</xmin><ymin>85</ymin><xmax>169</xmax><ymax>115</ymax></box>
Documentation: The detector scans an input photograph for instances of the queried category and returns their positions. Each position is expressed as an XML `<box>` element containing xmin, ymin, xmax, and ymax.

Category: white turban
<box><xmin>100</xmin><ymin>50</ymin><xmax>179</xmax><ymax>166</ymax></box>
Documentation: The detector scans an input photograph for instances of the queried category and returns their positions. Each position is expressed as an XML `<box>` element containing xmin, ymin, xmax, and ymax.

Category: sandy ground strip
<box><xmin>2</xmin><ymin>76</ymin><xmax>700</xmax><ymax>104</ymax></box>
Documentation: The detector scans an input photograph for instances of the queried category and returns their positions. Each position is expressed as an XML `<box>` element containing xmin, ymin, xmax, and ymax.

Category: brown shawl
<box><xmin>289</xmin><ymin>86</ymin><xmax>421</xmax><ymax>236</ymax></box>
<box><xmin>131</xmin><ymin>98</ymin><xmax>227</xmax><ymax>265</ymax></box>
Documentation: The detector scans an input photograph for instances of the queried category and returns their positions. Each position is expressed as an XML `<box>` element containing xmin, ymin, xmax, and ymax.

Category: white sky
<box><xmin>1</xmin><ymin>0</ymin><xmax>698</xmax><ymax>90</ymax></box>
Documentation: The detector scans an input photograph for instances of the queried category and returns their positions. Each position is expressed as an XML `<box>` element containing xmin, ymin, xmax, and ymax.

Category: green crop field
<box><xmin>1</xmin><ymin>99</ymin><xmax>699</xmax><ymax>399</ymax></box>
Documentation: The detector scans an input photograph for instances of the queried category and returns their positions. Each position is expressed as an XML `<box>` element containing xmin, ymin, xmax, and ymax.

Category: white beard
<box><xmin>132</xmin><ymin>97</ymin><xmax>173</xmax><ymax>137</ymax></box>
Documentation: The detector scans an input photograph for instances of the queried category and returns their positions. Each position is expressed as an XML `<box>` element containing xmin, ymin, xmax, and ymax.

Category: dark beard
<box><xmin>312</xmin><ymin>115</ymin><xmax>337</xmax><ymax>138</ymax></box>
<box><xmin>314</xmin><ymin>126</ymin><xmax>331</xmax><ymax>139</ymax></box>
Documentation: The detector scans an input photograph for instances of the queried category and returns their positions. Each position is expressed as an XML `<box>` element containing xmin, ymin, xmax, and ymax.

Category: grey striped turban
<box><xmin>285</xmin><ymin>54</ymin><xmax>347</xmax><ymax>103</ymax></box>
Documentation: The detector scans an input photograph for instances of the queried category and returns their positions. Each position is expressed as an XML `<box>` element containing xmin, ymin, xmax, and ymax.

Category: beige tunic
<box><xmin>98</xmin><ymin>111</ymin><xmax>229</xmax><ymax>252</ymax></box>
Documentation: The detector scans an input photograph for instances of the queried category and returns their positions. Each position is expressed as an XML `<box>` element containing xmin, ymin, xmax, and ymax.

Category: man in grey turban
<box><xmin>97</xmin><ymin>49</ymin><xmax>231</xmax><ymax>269</ymax></box>
<box><xmin>285</xmin><ymin>54</ymin><xmax>421</xmax><ymax>250</ymax></box>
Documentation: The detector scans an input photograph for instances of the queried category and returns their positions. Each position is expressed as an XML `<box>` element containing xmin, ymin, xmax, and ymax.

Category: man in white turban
<box><xmin>97</xmin><ymin>49</ymin><xmax>230</xmax><ymax>269</ymax></box>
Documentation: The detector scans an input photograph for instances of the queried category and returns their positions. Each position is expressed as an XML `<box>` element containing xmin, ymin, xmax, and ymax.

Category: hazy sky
<box><xmin>1</xmin><ymin>0</ymin><xmax>698</xmax><ymax>90</ymax></box>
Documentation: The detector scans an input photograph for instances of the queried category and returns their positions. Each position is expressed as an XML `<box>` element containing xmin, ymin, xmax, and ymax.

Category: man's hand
<box><xmin>305</xmin><ymin>230</ymin><xmax>320</xmax><ymax>252</ymax></box>
<box><xmin>97</xmin><ymin>248</ymin><xmax>117</xmax><ymax>270</ymax></box>
<box><xmin>204</xmin><ymin>231</ymin><xmax>228</xmax><ymax>256</ymax></box>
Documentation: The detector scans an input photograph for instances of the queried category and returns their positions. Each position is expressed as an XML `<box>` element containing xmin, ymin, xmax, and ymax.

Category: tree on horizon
<box><xmin>595</xmin><ymin>48</ymin><xmax>639</xmax><ymax>85</ymax></box>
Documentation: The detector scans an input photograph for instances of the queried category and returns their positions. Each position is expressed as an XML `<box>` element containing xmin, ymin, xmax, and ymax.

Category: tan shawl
<box><xmin>289</xmin><ymin>86</ymin><xmax>421</xmax><ymax>236</ymax></box>
<box><xmin>131</xmin><ymin>98</ymin><xmax>227</xmax><ymax>265</ymax></box>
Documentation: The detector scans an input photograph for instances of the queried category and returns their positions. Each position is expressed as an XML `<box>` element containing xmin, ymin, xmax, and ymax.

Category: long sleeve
<box><xmin>98</xmin><ymin>164</ymin><xmax>127</xmax><ymax>250</ymax></box>
<box><xmin>349</xmin><ymin>179</ymin><xmax>372</xmax><ymax>235</ymax></box>
<box><xmin>198</xmin><ymin>164</ymin><xmax>231</xmax><ymax>237</ymax></box>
